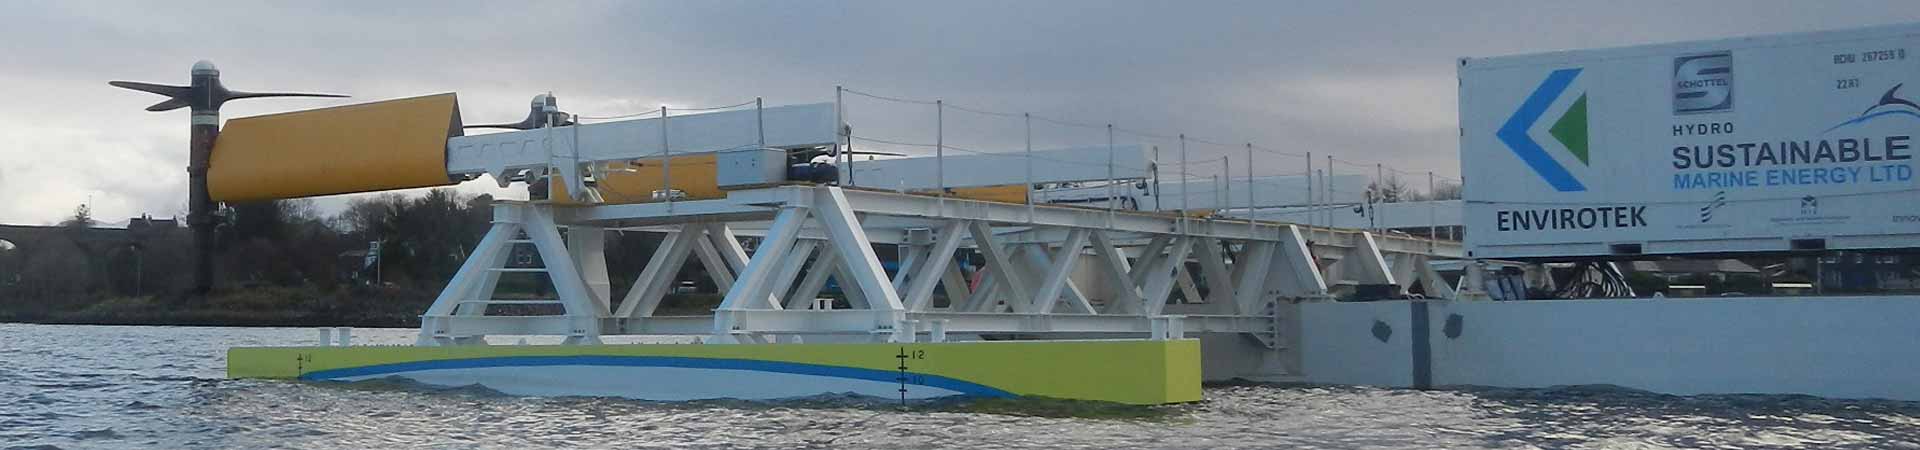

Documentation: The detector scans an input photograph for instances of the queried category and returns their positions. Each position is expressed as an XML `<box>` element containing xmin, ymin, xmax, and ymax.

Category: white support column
<box><xmin>1175</xmin><ymin>268</ymin><xmax>1204</xmax><ymax>305</ymax></box>
<box><xmin>813</xmin><ymin>187</ymin><xmax>905</xmax><ymax>311</ymax></box>
<box><xmin>928</xmin><ymin>319</ymin><xmax>947</xmax><ymax>342</ymax></box>
<box><xmin>1089</xmin><ymin>230</ymin><xmax>1143</xmax><ymax>315</ymax></box>
<box><xmin>616</xmin><ymin>226</ymin><xmax>698</xmax><ymax>318</ymax></box>
<box><xmin>1271</xmin><ymin>225</ymin><xmax>1330</xmax><ymax>299</ymax></box>
<box><xmin>1191</xmin><ymin>237</ymin><xmax>1236</xmax><ymax>307</ymax></box>
<box><xmin>1029</xmin><ymin>229</ymin><xmax>1089</xmax><ymax>314</ymax></box>
<box><xmin>893</xmin><ymin>229</ymin><xmax>932</xmax><ymax>291</ymax></box>
<box><xmin>937</xmin><ymin>258</ymin><xmax>972</xmax><ymax>310</ymax></box>
<box><xmin>1141</xmin><ymin>236</ymin><xmax>1194</xmax><ymax>316</ymax></box>
<box><xmin>1129</xmin><ymin>235</ymin><xmax>1173</xmax><ymax>288</ymax></box>
<box><xmin>1419</xmin><ymin>257</ymin><xmax>1456</xmax><ymax>300</ymax></box>
<box><xmin>567</xmin><ymin>226</ymin><xmax>613</xmax><ymax>316</ymax></box>
<box><xmin>1348</xmin><ymin>231</ymin><xmax>1399</xmax><ymax>289</ymax></box>
<box><xmin>711</xmin><ymin>223</ymin><xmax>783</xmax><ymax>309</ymax></box>
<box><xmin>1230</xmin><ymin>241</ymin><xmax>1277</xmax><ymax>315</ymax></box>
<box><xmin>713</xmin><ymin>206</ymin><xmax>810</xmax><ymax>337</ymax></box>
<box><xmin>419</xmin><ymin>204</ymin><xmax>526</xmax><ymax>346</ymax></box>
<box><xmin>1225</xmin><ymin>240</ymin><xmax>1251</xmax><ymax>312</ymax></box>
<box><xmin>691</xmin><ymin>228</ymin><xmax>735</xmax><ymax>294</ymax></box>
<box><xmin>892</xmin><ymin>245</ymin><xmax>922</xmax><ymax>291</ymax></box>
<box><xmin>959</xmin><ymin>269</ymin><xmax>999</xmax><ymax>312</ymax></box>
<box><xmin>463</xmin><ymin>231</ymin><xmax>515</xmax><ymax>318</ymax></box>
<box><xmin>905</xmin><ymin>221</ymin><xmax>968</xmax><ymax>311</ymax></box>
<box><xmin>425</xmin><ymin>219</ymin><xmax>520</xmax><ymax>318</ymax></box>
<box><xmin>707</xmin><ymin>223</ymin><xmax>751</xmax><ymax>275</ymax></box>
<box><xmin>1388</xmin><ymin>253</ymin><xmax>1420</xmax><ymax>297</ymax></box>
<box><xmin>522</xmin><ymin>206</ymin><xmax>603</xmax><ymax>345</ymax></box>
<box><xmin>788</xmin><ymin>244</ymin><xmax>841</xmax><ymax>309</ymax></box>
<box><xmin>831</xmin><ymin>258</ymin><xmax>874</xmax><ymax>310</ymax></box>
<box><xmin>969</xmin><ymin>220</ymin><xmax>1032</xmax><ymax>313</ymax></box>
<box><xmin>1057</xmin><ymin>278</ymin><xmax>1097</xmax><ymax>314</ymax></box>
<box><xmin>768</xmin><ymin>239</ymin><xmax>819</xmax><ymax>307</ymax></box>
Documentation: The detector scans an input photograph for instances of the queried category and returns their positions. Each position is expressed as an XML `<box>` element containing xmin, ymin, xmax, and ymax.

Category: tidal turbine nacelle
<box><xmin>466</xmin><ymin>94</ymin><xmax>572</xmax><ymax>130</ymax></box>
<box><xmin>533</xmin><ymin>93</ymin><xmax>557</xmax><ymax>113</ymax></box>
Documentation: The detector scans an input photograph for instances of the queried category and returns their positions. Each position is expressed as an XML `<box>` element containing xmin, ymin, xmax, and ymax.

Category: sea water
<box><xmin>3</xmin><ymin>323</ymin><xmax>1918</xmax><ymax>449</ymax></box>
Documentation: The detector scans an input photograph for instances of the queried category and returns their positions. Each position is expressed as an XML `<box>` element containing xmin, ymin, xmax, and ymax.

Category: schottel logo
<box><xmin>1497</xmin><ymin>68</ymin><xmax>1589</xmax><ymax>192</ymax></box>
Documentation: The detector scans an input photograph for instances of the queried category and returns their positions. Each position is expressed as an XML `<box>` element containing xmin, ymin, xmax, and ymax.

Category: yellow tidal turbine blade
<box><xmin>209</xmin><ymin>93</ymin><xmax>462</xmax><ymax>202</ymax></box>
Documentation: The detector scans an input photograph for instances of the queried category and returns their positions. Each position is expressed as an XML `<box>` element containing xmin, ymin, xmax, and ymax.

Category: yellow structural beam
<box><xmin>551</xmin><ymin>154</ymin><xmax>727</xmax><ymax>205</ymax></box>
<box><xmin>914</xmin><ymin>185</ymin><xmax>1030</xmax><ymax>204</ymax></box>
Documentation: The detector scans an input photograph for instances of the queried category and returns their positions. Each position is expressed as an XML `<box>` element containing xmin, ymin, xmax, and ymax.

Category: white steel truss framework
<box><xmin>417</xmin><ymin>186</ymin><xmax>1460</xmax><ymax>356</ymax></box>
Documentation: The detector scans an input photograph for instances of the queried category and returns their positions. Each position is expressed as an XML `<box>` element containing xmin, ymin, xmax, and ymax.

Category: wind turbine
<box><xmin>110</xmin><ymin>60</ymin><xmax>346</xmax><ymax>295</ymax></box>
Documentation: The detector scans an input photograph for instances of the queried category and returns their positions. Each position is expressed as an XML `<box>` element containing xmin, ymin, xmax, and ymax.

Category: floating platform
<box><xmin>229</xmin><ymin>339</ymin><xmax>1202</xmax><ymax>405</ymax></box>
<box><xmin>204</xmin><ymin>92</ymin><xmax>1459</xmax><ymax>407</ymax></box>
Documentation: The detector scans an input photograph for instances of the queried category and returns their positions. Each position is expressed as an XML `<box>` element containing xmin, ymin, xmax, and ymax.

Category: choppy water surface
<box><xmin>5</xmin><ymin>323</ymin><xmax>1920</xmax><ymax>449</ymax></box>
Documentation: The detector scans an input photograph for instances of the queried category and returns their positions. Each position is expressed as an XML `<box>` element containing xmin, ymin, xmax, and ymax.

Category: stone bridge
<box><xmin>0</xmin><ymin>218</ymin><xmax>182</xmax><ymax>253</ymax></box>
<box><xmin>0</xmin><ymin>218</ymin><xmax>186</xmax><ymax>292</ymax></box>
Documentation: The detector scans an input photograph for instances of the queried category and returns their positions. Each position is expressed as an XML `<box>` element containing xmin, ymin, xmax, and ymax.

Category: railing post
<box><xmin>1429</xmin><ymin>171</ymin><xmax>1438</xmax><ymax>245</ymax></box>
<box><xmin>755</xmin><ymin>97</ymin><xmax>765</xmax><ymax>149</ymax></box>
<box><xmin>836</xmin><ymin>86</ymin><xmax>850</xmax><ymax>187</ymax></box>
<box><xmin>1026</xmin><ymin>113</ymin><xmax>1035</xmax><ymax>221</ymax></box>
<box><xmin>1246</xmin><ymin>143</ymin><xmax>1256</xmax><ymax>235</ymax></box>
<box><xmin>570</xmin><ymin>113</ymin><xmax>583</xmax><ymax>202</ymax></box>
<box><xmin>1179</xmin><ymin>134</ymin><xmax>1189</xmax><ymax>233</ymax></box>
<box><xmin>1221</xmin><ymin>156</ymin><xmax>1230</xmax><ymax>214</ymax></box>
<box><xmin>1376</xmin><ymin>163</ymin><xmax>1385</xmax><ymax>231</ymax></box>
<box><xmin>1152</xmin><ymin>145</ymin><xmax>1162</xmax><ymax>211</ymax></box>
<box><xmin>1325</xmin><ymin>154</ymin><xmax>1334</xmax><ymax>235</ymax></box>
<box><xmin>1106</xmin><ymin>123</ymin><xmax>1117</xmax><ymax>227</ymax></box>
<box><xmin>661</xmin><ymin>105</ymin><xmax>672</xmax><ymax>212</ymax></box>
<box><xmin>935</xmin><ymin>100</ymin><xmax>944</xmax><ymax>204</ymax></box>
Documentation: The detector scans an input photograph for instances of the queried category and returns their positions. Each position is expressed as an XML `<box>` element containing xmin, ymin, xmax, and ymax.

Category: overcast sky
<box><xmin>4</xmin><ymin>0</ymin><xmax>1918</xmax><ymax>225</ymax></box>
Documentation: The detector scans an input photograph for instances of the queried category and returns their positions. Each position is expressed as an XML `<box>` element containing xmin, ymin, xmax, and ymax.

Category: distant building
<box><xmin>125</xmin><ymin>215</ymin><xmax>180</xmax><ymax>240</ymax></box>
<box><xmin>1625</xmin><ymin>260</ymin><xmax>1759</xmax><ymax>283</ymax></box>
<box><xmin>1819</xmin><ymin>252</ymin><xmax>1918</xmax><ymax>292</ymax></box>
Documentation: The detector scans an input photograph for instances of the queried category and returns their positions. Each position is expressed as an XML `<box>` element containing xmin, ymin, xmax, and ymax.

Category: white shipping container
<box><xmin>1461</xmin><ymin>23</ymin><xmax>1920</xmax><ymax>259</ymax></box>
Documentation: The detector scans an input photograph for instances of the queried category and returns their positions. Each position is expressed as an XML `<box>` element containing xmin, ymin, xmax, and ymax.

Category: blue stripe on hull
<box><xmin>299</xmin><ymin>355</ymin><xmax>1015</xmax><ymax>398</ymax></box>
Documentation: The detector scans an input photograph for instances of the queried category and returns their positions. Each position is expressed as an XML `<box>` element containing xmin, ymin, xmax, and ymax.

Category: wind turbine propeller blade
<box><xmin>108</xmin><ymin>81</ymin><xmax>190</xmax><ymax>98</ymax></box>
<box><xmin>145</xmin><ymin>98</ymin><xmax>192</xmax><ymax>112</ymax></box>
<box><xmin>224</xmin><ymin>91</ymin><xmax>350</xmax><ymax>101</ymax></box>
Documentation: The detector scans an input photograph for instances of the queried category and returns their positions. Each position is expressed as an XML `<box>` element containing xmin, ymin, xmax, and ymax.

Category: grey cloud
<box><xmin>3</xmin><ymin>0</ymin><xmax>1918</xmax><ymax>223</ymax></box>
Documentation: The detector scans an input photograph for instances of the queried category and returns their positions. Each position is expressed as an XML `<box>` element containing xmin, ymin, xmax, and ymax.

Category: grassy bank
<box><xmin>0</xmin><ymin>286</ymin><xmax>727</xmax><ymax>328</ymax></box>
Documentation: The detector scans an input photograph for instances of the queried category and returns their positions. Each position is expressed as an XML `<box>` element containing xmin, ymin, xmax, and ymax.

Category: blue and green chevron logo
<box><xmin>1497</xmin><ymin>68</ymin><xmax>1589</xmax><ymax>192</ymax></box>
